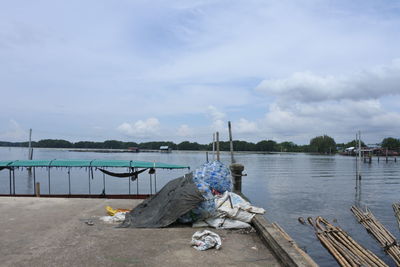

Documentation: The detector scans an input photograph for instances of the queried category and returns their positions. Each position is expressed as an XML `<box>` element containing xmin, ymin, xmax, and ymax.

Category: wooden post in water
<box><xmin>386</xmin><ymin>149</ymin><xmax>388</xmax><ymax>163</ymax></box>
<box><xmin>230</xmin><ymin>163</ymin><xmax>244</xmax><ymax>193</ymax></box>
<box><xmin>228</xmin><ymin>121</ymin><xmax>235</xmax><ymax>164</ymax></box>
<box><xmin>355</xmin><ymin>133</ymin><xmax>359</xmax><ymax>180</ymax></box>
<box><xmin>358</xmin><ymin>131</ymin><xmax>362</xmax><ymax>180</ymax></box>
<box><xmin>212</xmin><ymin>133</ymin><xmax>216</xmax><ymax>161</ymax></box>
<box><xmin>28</xmin><ymin>128</ymin><xmax>33</xmax><ymax>160</ymax></box>
<box><xmin>27</xmin><ymin>129</ymin><xmax>33</xmax><ymax>173</ymax></box>
<box><xmin>216</xmin><ymin>131</ymin><xmax>220</xmax><ymax>161</ymax></box>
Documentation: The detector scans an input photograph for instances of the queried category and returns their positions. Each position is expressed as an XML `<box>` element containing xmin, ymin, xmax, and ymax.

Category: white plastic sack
<box><xmin>205</xmin><ymin>217</ymin><xmax>251</xmax><ymax>229</ymax></box>
<box><xmin>214</xmin><ymin>191</ymin><xmax>265</xmax><ymax>223</ymax></box>
<box><xmin>191</xmin><ymin>230</ymin><xmax>222</xmax><ymax>251</ymax></box>
<box><xmin>100</xmin><ymin>212</ymin><xmax>127</xmax><ymax>223</ymax></box>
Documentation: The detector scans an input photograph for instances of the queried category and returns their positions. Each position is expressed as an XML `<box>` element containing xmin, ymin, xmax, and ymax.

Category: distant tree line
<box><xmin>0</xmin><ymin>136</ymin><xmax>399</xmax><ymax>153</ymax></box>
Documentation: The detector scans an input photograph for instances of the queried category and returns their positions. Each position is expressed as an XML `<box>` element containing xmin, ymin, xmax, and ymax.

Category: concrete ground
<box><xmin>0</xmin><ymin>197</ymin><xmax>281</xmax><ymax>267</ymax></box>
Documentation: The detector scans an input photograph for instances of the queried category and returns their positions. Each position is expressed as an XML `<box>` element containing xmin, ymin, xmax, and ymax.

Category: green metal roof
<box><xmin>0</xmin><ymin>159</ymin><xmax>189</xmax><ymax>169</ymax></box>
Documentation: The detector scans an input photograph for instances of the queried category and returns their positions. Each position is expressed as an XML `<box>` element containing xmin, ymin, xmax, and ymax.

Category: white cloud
<box><xmin>177</xmin><ymin>124</ymin><xmax>193</xmax><ymax>137</ymax></box>
<box><xmin>259</xmin><ymin>99</ymin><xmax>400</xmax><ymax>144</ymax></box>
<box><xmin>117</xmin><ymin>118</ymin><xmax>160</xmax><ymax>137</ymax></box>
<box><xmin>256</xmin><ymin>59</ymin><xmax>400</xmax><ymax>102</ymax></box>
<box><xmin>0</xmin><ymin>119</ymin><xmax>27</xmax><ymax>141</ymax></box>
<box><xmin>207</xmin><ymin>105</ymin><xmax>226</xmax><ymax>131</ymax></box>
<box><xmin>234</xmin><ymin>118</ymin><xmax>259</xmax><ymax>134</ymax></box>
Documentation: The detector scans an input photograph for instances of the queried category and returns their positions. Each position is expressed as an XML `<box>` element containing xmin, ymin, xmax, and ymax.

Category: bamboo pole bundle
<box><xmin>393</xmin><ymin>203</ymin><xmax>400</xmax><ymax>230</ymax></box>
<box><xmin>351</xmin><ymin>206</ymin><xmax>400</xmax><ymax>266</ymax></box>
<box><xmin>310</xmin><ymin>216</ymin><xmax>388</xmax><ymax>267</ymax></box>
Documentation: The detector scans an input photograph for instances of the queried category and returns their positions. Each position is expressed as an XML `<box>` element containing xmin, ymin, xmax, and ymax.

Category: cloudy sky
<box><xmin>1</xmin><ymin>0</ymin><xmax>400</xmax><ymax>144</ymax></box>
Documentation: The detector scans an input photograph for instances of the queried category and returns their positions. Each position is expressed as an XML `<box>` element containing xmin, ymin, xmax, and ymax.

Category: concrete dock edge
<box><xmin>252</xmin><ymin>215</ymin><xmax>318</xmax><ymax>267</ymax></box>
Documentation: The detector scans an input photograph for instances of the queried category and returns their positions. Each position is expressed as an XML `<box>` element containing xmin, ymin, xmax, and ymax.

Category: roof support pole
<box><xmin>128</xmin><ymin>168</ymin><xmax>131</xmax><ymax>195</ymax></box>
<box><xmin>48</xmin><ymin>167</ymin><xmax>51</xmax><ymax>195</ymax></box>
<box><xmin>9</xmin><ymin>169</ymin><xmax>12</xmax><ymax>196</ymax></box>
<box><xmin>136</xmin><ymin>168</ymin><xmax>139</xmax><ymax>195</ymax></box>
<box><xmin>88</xmin><ymin>168</ymin><xmax>91</xmax><ymax>195</ymax></box>
<box><xmin>103</xmin><ymin>172</ymin><xmax>106</xmax><ymax>195</ymax></box>
<box><xmin>68</xmin><ymin>168</ymin><xmax>71</xmax><ymax>196</ymax></box>
<box><xmin>149</xmin><ymin>173</ymin><xmax>153</xmax><ymax>195</ymax></box>
<box><xmin>13</xmin><ymin>169</ymin><xmax>16</xmax><ymax>195</ymax></box>
<box><xmin>33</xmin><ymin>167</ymin><xmax>36</xmax><ymax>195</ymax></box>
<box><xmin>154</xmin><ymin>170</ymin><xmax>157</xmax><ymax>193</ymax></box>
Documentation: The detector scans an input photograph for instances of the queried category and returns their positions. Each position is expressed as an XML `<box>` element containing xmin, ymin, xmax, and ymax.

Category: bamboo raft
<box><xmin>351</xmin><ymin>206</ymin><xmax>400</xmax><ymax>266</ymax></box>
<box><xmin>393</xmin><ymin>203</ymin><xmax>400</xmax><ymax>230</ymax></box>
<box><xmin>310</xmin><ymin>216</ymin><xmax>387</xmax><ymax>267</ymax></box>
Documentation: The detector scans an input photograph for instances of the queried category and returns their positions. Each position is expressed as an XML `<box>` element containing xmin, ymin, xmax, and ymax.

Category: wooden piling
<box><xmin>216</xmin><ymin>131</ymin><xmax>220</xmax><ymax>161</ymax></box>
<box><xmin>228</xmin><ymin>121</ymin><xmax>235</xmax><ymax>164</ymax></box>
<box><xmin>230</xmin><ymin>163</ymin><xmax>244</xmax><ymax>193</ymax></box>
<box><xmin>35</xmin><ymin>182</ymin><xmax>40</xmax><ymax>197</ymax></box>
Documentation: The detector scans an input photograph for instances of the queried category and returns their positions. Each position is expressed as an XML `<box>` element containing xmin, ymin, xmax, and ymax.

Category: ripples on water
<box><xmin>0</xmin><ymin>148</ymin><xmax>399</xmax><ymax>266</ymax></box>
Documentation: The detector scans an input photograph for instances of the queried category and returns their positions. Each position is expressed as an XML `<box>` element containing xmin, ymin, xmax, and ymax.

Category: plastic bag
<box><xmin>100</xmin><ymin>212</ymin><xmax>127</xmax><ymax>223</ymax></box>
<box><xmin>191</xmin><ymin>230</ymin><xmax>222</xmax><ymax>250</ymax></box>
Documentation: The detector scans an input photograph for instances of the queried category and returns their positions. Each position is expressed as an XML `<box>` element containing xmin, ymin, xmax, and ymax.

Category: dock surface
<box><xmin>0</xmin><ymin>197</ymin><xmax>281</xmax><ymax>266</ymax></box>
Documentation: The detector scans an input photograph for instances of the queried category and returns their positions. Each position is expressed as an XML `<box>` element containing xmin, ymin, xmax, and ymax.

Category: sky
<box><xmin>1</xmin><ymin>0</ymin><xmax>400</xmax><ymax>145</ymax></box>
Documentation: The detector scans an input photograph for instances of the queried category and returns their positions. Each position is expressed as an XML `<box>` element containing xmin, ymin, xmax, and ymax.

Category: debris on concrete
<box><xmin>105</xmin><ymin>206</ymin><xmax>130</xmax><ymax>216</ymax></box>
<box><xmin>100</xmin><ymin>212</ymin><xmax>127</xmax><ymax>223</ymax></box>
<box><xmin>191</xmin><ymin>230</ymin><xmax>222</xmax><ymax>251</ymax></box>
<box><xmin>85</xmin><ymin>220</ymin><xmax>94</xmax><ymax>226</ymax></box>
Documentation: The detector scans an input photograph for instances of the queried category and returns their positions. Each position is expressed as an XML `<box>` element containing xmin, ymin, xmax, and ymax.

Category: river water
<box><xmin>1</xmin><ymin>147</ymin><xmax>399</xmax><ymax>266</ymax></box>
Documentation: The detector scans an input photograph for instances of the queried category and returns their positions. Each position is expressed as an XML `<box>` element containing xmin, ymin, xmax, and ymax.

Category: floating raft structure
<box><xmin>0</xmin><ymin>159</ymin><xmax>190</xmax><ymax>169</ymax></box>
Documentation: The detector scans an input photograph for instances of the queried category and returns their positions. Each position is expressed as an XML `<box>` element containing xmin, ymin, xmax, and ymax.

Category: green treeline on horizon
<box><xmin>1</xmin><ymin>135</ymin><xmax>399</xmax><ymax>153</ymax></box>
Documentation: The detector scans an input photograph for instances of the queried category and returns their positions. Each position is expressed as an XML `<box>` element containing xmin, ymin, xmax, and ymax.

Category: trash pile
<box><xmin>121</xmin><ymin>161</ymin><xmax>265</xmax><ymax>229</ymax></box>
<box><xmin>100</xmin><ymin>206</ymin><xmax>130</xmax><ymax>223</ymax></box>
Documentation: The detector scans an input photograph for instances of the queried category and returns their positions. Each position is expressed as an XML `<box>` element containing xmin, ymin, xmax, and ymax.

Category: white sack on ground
<box><xmin>191</xmin><ymin>230</ymin><xmax>222</xmax><ymax>251</ymax></box>
<box><xmin>215</xmin><ymin>191</ymin><xmax>265</xmax><ymax>221</ymax></box>
<box><xmin>196</xmin><ymin>191</ymin><xmax>266</xmax><ymax>229</ymax></box>
<box><xmin>205</xmin><ymin>217</ymin><xmax>252</xmax><ymax>229</ymax></box>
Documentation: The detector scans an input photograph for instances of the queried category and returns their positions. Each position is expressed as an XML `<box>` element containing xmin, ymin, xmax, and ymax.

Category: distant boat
<box><xmin>160</xmin><ymin>146</ymin><xmax>172</xmax><ymax>153</ymax></box>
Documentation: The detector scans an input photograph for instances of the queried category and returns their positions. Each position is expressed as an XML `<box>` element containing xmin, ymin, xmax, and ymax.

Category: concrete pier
<box><xmin>0</xmin><ymin>198</ymin><xmax>282</xmax><ymax>266</ymax></box>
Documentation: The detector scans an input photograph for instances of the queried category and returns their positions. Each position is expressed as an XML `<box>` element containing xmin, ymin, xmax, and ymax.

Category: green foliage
<box><xmin>103</xmin><ymin>140</ymin><xmax>125</xmax><ymax>149</ymax></box>
<box><xmin>255</xmin><ymin>140</ymin><xmax>278</xmax><ymax>151</ymax></box>
<box><xmin>381</xmin><ymin>137</ymin><xmax>400</xmax><ymax>150</ymax></box>
<box><xmin>309</xmin><ymin>135</ymin><xmax>336</xmax><ymax>154</ymax></box>
<box><xmin>1</xmin><ymin>135</ymin><xmax>397</xmax><ymax>153</ymax></box>
<box><xmin>177</xmin><ymin>141</ymin><xmax>202</xmax><ymax>150</ymax></box>
<box><xmin>231</xmin><ymin>140</ymin><xmax>256</xmax><ymax>151</ymax></box>
<box><xmin>74</xmin><ymin>141</ymin><xmax>105</xmax><ymax>148</ymax></box>
<box><xmin>37</xmin><ymin>139</ymin><xmax>73</xmax><ymax>148</ymax></box>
